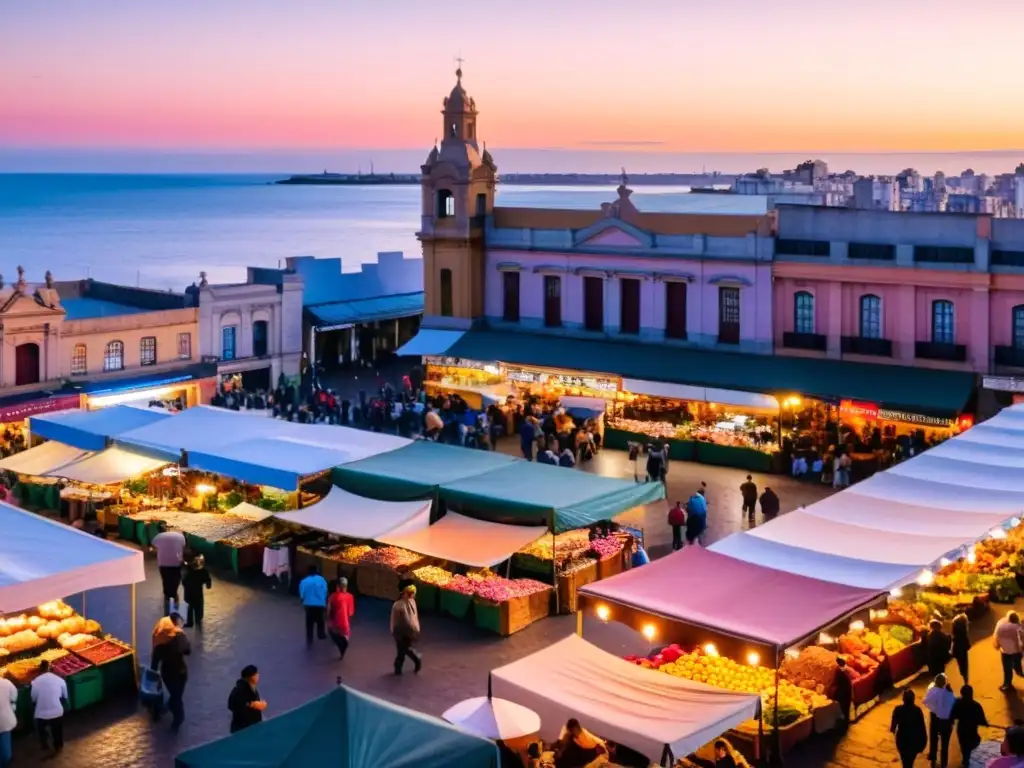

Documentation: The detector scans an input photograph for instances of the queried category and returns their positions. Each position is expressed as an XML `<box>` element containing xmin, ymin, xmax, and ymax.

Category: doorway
<box><xmin>15</xmin><ymin>343</ymin><xmax>40</xmax><ymax>386</ymax></box>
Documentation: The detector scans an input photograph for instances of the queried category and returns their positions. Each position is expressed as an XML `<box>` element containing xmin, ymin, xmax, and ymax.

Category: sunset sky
<box><xmin>1</xmin><ymin>1</ymin><xmax>1021</xmax><ymax>157</ymax></box>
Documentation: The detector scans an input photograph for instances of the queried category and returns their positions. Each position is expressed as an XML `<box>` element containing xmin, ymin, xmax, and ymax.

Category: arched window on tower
<box><xmin>450</xmin><ymin>122</ymin><xmax>458</xmax><ymax>138</ymax></box>
<box><xmin>437</xmin><ymin>190</ymin><xmax>455</xmax><ymax>219</ymax></box>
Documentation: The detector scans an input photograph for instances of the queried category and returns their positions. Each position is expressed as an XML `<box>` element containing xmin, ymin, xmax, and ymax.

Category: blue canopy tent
<box><xmin>175</xmin><ymin>686</ymin><xmax>499</xmax><ymax>768</ymax></box>
<box><xmin>28</xmin><ymin>406</ymin><xmax>172</xmax><ymax>451</ymax></box>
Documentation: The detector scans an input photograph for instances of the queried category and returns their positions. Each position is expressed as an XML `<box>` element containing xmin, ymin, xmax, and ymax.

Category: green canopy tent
<box><xmin>439</xmin><ymin>460</ymin><xmax>666</xmax><ymax>533</ymax></box>
<box><xmin>175</xmin><ymin>686</ymin><xmax>500</xmax><ymax>768</ymax></box>
<box><xmin>332</xmin><ymin>441</ymin><xmax>516</xmax><ymax>501</ymax></box>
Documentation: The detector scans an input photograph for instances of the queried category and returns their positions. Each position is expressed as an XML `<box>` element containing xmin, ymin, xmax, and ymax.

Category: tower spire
<box><xmin>455</xmin><ymin>54</ymin><xmax>464</xmax><ymax>81</ymax></box>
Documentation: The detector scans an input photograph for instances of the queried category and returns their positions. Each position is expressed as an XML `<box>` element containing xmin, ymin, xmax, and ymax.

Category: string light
<box><xmin>916</xmin><ymin>569</ymin><xmax>934</xmax><ymax>587</ymax></box>
<box><xmin>848</xmin><ymin>620</ymin><xmax>865</xmax><ymax>632</ymax></box>
<box><xmin>747</xmin><ymin>651</ymin><xmax>760</xmax><ymax>666</ymax></box>
<box><xmin>641</xmin><ymin>624</ymin><xmax>656</xmax><ymax>641</ymax></box>
<box><xmin>702</xmin><ymin>643</ymin><xmax>719</xmax><ymax>657</ymax></box>
<box><xmin>596</xmin><ymin>605</ymin><xmax>610</xmax><ymax>621</ymax></box>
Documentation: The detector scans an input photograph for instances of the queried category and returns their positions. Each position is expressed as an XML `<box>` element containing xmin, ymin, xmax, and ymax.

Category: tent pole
<box><xmin>773</xmin><ymin>647</ymin><xmax>782</xmax><ymax>767</ymax></box>
<box><xmin>551</xmin><ymin>527</ymin><xmax>559</xmax><ymax>615</ymax></box>
<box><xmin>131</xmin><ymin>582</ymin><xmax>138</xmax><ymax>686</ymax></box>
<box><xmin>575</xmin><ymin>610</ymin><xmax>582</xmax><ymax>637</ymax></box>
<box><xmin>81</xmin><ymin>591</ymin><xmax>87</xmax><ymax>620</ymax></box>
<box><xmin>487</xmin><ymin>673</ymin><xmax>493</xmax><ymax>700</ymax></box>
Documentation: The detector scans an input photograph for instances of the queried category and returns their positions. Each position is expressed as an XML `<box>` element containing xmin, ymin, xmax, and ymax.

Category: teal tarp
<box><xmin>441</xmin><ymin>461</ymin><xmax>666</xmax><ymax>533</ymax></box>
<box><xmin>446</xmin><ymin>330</ymin><xmax>976</xmax><ymax>415</ymax></box>
<box><xmin>332</xmin><ymin>441</ymin><xmax>516</xmax><ymax>500</ymax></box>
<box><xmin>175</xmin><ymin>686</ymin><xmax>499</xmax><ymax>768</ymax></box>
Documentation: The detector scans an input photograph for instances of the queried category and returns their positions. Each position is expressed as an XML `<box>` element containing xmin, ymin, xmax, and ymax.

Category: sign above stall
<box><xmin>839</xmin><ymin>399</ymin><xmax>955</xmax><ymax>429</ymax></box>
<box><xmin>504</xmin><ymin>367</ymin><xmax>619</xmax><ymax>392</ymax></box>
<box><xmin>0</xmin><ymin>395</ymin><xmax>80</xmax><ymax>424</ymax></box>
<box><xmin>425</xmin><ymin>357</ymin><xmax>494</xmax><ymax>371</ymax></box>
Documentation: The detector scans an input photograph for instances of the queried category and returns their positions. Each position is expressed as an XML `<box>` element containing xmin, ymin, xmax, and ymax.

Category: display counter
<box><xmin>604</xmin><ymin>425</ymin><xmax>777</xmax><ymax>472</ymax></box>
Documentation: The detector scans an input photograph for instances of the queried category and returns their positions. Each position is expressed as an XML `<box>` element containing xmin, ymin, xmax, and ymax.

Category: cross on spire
<box><xmin>454</xmin><ymin>54</ymin><xmax>465</xmax><ymax>80</ymax></box>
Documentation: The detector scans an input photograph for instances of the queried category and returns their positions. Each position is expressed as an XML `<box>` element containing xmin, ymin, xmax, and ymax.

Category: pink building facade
<box><xmin>773</xmin><ymin>208</ymin><xmax>1024</xmax><ymax>390</ymax></box>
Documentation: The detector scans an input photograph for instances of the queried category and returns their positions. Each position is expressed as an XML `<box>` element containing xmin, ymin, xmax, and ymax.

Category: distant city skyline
<box><xmin>2</xmin><ymin>0</ymin><xmax>1023</xmax><ymax>163</ymax></box>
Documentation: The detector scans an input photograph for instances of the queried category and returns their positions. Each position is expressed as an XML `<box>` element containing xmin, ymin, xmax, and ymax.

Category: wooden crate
<box><xmin>507</xmin><ymin>588</ymin><xmax>553</xmax><ymax>635</ymax></box>
<box><xmin>357</xmin><ymin>562</ymin><xmax>424</xmax><ymax>601</ymax></box>
<box><xmin>597</xmin><ymin>550</ymin><xmax>625</xmax><ymax>581</ymax></box>
<box><xmin>557</xmin><ymin>560</ymin><xmax>599</xmax><ymax>614</ymax></box>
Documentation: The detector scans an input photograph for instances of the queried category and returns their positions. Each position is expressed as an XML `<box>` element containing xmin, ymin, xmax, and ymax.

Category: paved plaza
<box><xmin>10</xmin><ymin>439</ymin><xmax>1019</xmax><ymax>768</ymax></box>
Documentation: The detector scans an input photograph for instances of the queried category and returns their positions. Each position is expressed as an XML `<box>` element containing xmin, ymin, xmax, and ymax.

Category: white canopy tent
<box><xmin>845</xmin><ymin>471</ymin><xmax>1024</xmax><ymax>515</ymax></box>
<box><xmin>275</xmin><ymin>487</ymin><xmax>432</xmax><ymax>541</ymax></box>
<box><xmin>0</xmin><ymin>501</ymin><xmax>146</xmax><ymax>613</ymax></box>
<box><xmin>802</xmin><ymin>492</ymin><xmax>1013</xmax><ymax>538</ymax></box>
<box><xmin>378</xmin><ymin>513</ymin><xmax>549</xmax><ymax>569</ymax></box>
<box><xmin>926</xmin><ymin>437</ymin><xmax>1024</xmax><ymax>468</ymax></box>
<box><xmin>744</xmin><ymin>508</ymin><xmax>973</xmax><ymax>567</ymax></box>
<box><xmin>953</xmin><ymin>423</ymin><xmax>1024</xmax><ymax>450</ymax></box>
<box><xmin>888</xmin><ymin>453</ymin><xmax>1024</xmax><ymax>494</ymax></box>
<box><xmin>442</xmin><ymin>697</ymin><xmax>541</xmax><ymax>741</ymax></box>
<box><xmin>710</xmin><ymin>534</ymin><xmax>918</xmax><ymax>591</ymax></box>
<box><xmin>225</xmin><ymin>501</ymin><xmax>274</xmax><ymax>523</ymax></box>
<box><xmin>489</xmin><ymin>634</ymin><xmax>761</xmax><ymax>764</ymax></box>
<box><xmin>47</xmin><ymin>447</ymin><xmax>169</xmax><ymax>486</ymax></box>
<box><xmin>0</xmin><ymin>441</ymin><xmax>90</xmax><ymax>476</ymax></box>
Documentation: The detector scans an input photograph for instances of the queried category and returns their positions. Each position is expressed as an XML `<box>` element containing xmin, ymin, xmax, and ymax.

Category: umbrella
<box><xmin>442</xmin><ymin>696</ymin><xmax>541</xmax><ymax>741</ymax></box>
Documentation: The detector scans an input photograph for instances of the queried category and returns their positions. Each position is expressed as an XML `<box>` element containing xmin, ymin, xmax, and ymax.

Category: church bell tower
<box><xmin>418</xmin><ymin>64</ymin><xmax>497</xmax><ymax>327</ymax></box>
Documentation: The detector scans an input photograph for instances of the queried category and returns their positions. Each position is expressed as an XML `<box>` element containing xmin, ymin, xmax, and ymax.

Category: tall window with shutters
<box><xmin>502</xmin><ymin>271</ymin><xmax>520</xmax><ymax>322</ymax></box>
<box><xmin>140</xmin><ymin>336</ymin><xmax>157</xmax><ymax>366</ymax></box>
<box><xmin>931</xmin><ymin>300</ymin><xmax>955</xmax><ymax>344</ymax></box>
<box><xmin>104</xmin><ymin>340</ymin><xmax>124</xmax><ymax>371</ymax></box>
<box><xmin>859</xmin><ymin>295</ymin><xmax>882</xmax><ymax>339</ymax></box>
<box><xmin>583</xmin><ymin>276</ymin><xmax>604</xmax><ymax>332</ymax></box>
<box><xmin>718</xmin><ymin>287</ymin><xmax>740</xmax><ymax>344</ymax></box>
<box><xmin>543</xmin><ymin>275</ymin><xmax>562</xmax><ymax>327</ymax></box>
<box><xmin>793</xmin><ymin>291</ymin><xmax>815</xmax><ymax>334</ymax></box>
<box><xmin>619</xmin><ymin>278</ymin><xmax>640</xmax><ymax>335</ymax></box>
<box><xmin>71</xmin><ymin>344</ymin><xmax>87</xmax><ymax>375</ymax></box>
<box><xmin>665</xmin><ymin>282</ymin><xmax>687</xmax><ymax>339</ymax></box>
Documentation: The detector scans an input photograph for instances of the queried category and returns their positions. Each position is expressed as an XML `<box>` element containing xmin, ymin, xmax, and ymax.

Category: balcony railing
<box><xmin>916</xmin><ymin>341</ymin><xmax>967</xmax><ymax>362</ymax></box>
<box><xmin>782</xmin><ymin>332</ymin><xmax>827</xmax><ymax>352</ymax></box>
<box><xmin>995</xmin><ymin>346</ymin><xmax>1024</xmax><ymax>367</ymax></box>
<box><xmin>840</xmin><ymin>336</ymin><xmax>893</xmax><ymax>357</ymax></box>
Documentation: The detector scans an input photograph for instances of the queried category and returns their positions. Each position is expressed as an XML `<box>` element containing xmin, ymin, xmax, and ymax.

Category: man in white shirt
<box><xmin>994</xmin><ymin>610</ymin><xmax>1024</xmax><ymax>691</ymax></box>
<box><xmin>152</xmin><ymin>523</ymin><xmax>187</xmax><ymax>615</ymax></box>
<box><xmin>30</xmin><ymin>660</ymin><xmax>67</xmax><ymax>754</ymax></box>
<box><xmin>0</xmin><ymin>672</ymin><xmax>18</xmax><ymax>767</ymax></box>
<box><xmin>922</xmin><ymin>673</ymin><xmax>956</xmax><ymax>768</ymax></box>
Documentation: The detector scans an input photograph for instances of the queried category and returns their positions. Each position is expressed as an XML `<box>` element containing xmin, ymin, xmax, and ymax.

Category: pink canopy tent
<box><xmin>578</xmin><ymin>546</ymin><xmax>883</xmax><ymax>649</ymax></box>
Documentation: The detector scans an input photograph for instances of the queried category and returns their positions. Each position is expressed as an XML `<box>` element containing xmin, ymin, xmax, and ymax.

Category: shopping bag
<box><xmin>168</xmin><ymin>597</ymin><xmax>189</xmax><ymax>619</ymax></box>
<box><xmin>139</xmin><ymin>665</ymin><xmax>164</xmax><ymax>706</ymax></box>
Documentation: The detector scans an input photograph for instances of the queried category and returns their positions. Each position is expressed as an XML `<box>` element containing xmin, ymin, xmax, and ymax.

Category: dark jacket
<box><xmin>152</xmin><ymin>632</ymin><xmax>190</xmax><ymax>683</ymax></box>
<box><xmin>890</xmin><ymin>703</ymin><xmax>927</xmax><ymax>756</ymax></box>
<box><xmin>228</xmin><ymin>678</ymin><xmax>262</xmax><ymax>733</ymax></box>
<box><xmin>182</xmin><ymin>559</ymin><xmax>212</xmax><ymax>602</ymax></box>
<box><xmin>740</xmin><ymin>481</ymin><xmax>757</xmax><ymax>503</ymax></box>
<box><xmin>951</xmin><ymin>698</ymin><xmax>988</xmax><ymax>751</ymax></box>
<box><xmin>759</xmin><ymin>490</ymin><xmax>780</xmax><ymax>518</ymax></box>
<box><xmin>925</xmin><ymin>628</ymin><xmax>951</xmax><ymax>672</ymax></box>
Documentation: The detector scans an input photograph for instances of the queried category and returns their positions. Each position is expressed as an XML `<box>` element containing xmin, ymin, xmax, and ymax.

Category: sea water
<box><xmin>0</xmin><ymin>173</ymin><xmax>765</xmax><ymax>290</ymax></box>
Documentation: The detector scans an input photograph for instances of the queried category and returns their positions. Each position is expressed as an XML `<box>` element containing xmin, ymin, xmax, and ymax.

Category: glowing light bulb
<box><xmin>784</xmin><ymin>648</ymin><xmax>801</xmax><ymax>660</ymax></box>
<box><xmin>195</xmin><ymin>483</ymin><xmax>215</xmax><ymax>495</ymax></box>
<box><xmin>875</xmin><ymin>609</ymin><xmax>888</xmax><ymax>619</ymax></box>
<box><xmin>747</xmin><ymin>652</ymin><xmax>760</xmax><ymax>666</ymax></box>
<box><xmin>939</xmin><ymin>558</ymin><xmax>951</xmax><ymax>567</ymax></box>
<box><xmin>818</xmin><ymin>633</ymin><xmax>835</xmax><ymax>646</ymax></box>
<box><xmin>848</xmin><ymin>620</ymin><xmax>865</xmax><ymax>632</ymax></box>
<box><xmin>1012</xmin><ymin>517</ymin><xmax>1021</xmax><ymax>528</ymax></box>
<box><xmin>967</xmin><ymin>550</ymin><xmax>977</xmax><ymax>565</ymax></box>
<box><xmin>889</xmin><ymin>587</ymin><xmax>903</xmax><ymax>598</ymax></box>
<box><xmin>641</xmin><ymin>624</ymin><xmax>656</xmax><ymax>641</ymax></box>
<box><xmin>916</xmin><ymin>569</ymin><xmax>934</xmax><ymax>587</ymax></box>
<box><xmin>990</xmin><ymin>528</ymin><xmax>1008</xmax><ymax>540</ymax></box>
<box><xmin>596</xmin><ymin>605</ymin><xmax>610</xmax><ymax>621</ymax></box>
<box><xmin>702</xmin><ymin>643</ymin><xmax>719</xmax><ymax>657</ymax></box>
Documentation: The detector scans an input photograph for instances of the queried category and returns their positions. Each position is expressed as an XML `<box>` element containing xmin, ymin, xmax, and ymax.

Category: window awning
<box><xmin>276</xmin><ymin>487</ymin><xmax>432</xmax><ymax>541</ymax></box>
<box><xmin>396</xmin><ymin>329</ymin><xmax>466</xmax><ymax>357</ymax></box>
<box><xmin>306</xmin><ymin>291</ymin><xmax>424</xmax><ymax>329</ymax></box>
<box><xmin>0</xmin><ymin>501</ymin><xmax>145</xmax><ymax>612</ymax></box>
<box><xmin>30</xmin><ymin>405</ymin><xmax>173</xmax><ymax>451</ymax></box>
<box><xmin>490</xmin><ymin>634</ymin><xmax>761</xmax><ymax>762</ymax></box>
<box><xmin>48</xmin><ymin>447</ymin><xmax>168</xmax><ymax>486</ymax></box>
<box><xmin>0</xmin><ymin>441</ymin><xmax>91</xmax><ymax>477</ymax></box>
<box><xmin>378</xmin><ymin>512</ymin><xmax>547</xmax><ymax>568</ymax></box>
<box><xmin>447</xmin><ymin>330</ymin><xmax>976</xmax><ymax>415</ymax></box>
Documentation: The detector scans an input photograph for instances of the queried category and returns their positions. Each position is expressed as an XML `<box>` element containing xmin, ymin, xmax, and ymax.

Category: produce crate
<box><xmin>557</xmin><ymin>560</ymin><xmax>599</xmax><ymax>614</ymax></box>
<box><xmin>413</xmin><ymin>581</ymin><xmax>440</xmax><ymax>613</ymax></box>
<box><xmin>473</xmin><ymin>599</ymin><xmax>509</xmax><ymax>635</ymax></box>
<box><xmin>732</xmin><ymin>713</ymin><xmax>814</xmax><ymax>754</ymax></box>
<box><xmin>886</xmin><ymin>641</ymin><xmax>923</xmax><ymax>686</ymax></box>
<box><xmin>357</xmin><ymin>563</ymin><xmax>412</xmax><ymax>602</ymax></box>
<box><xmin>118</xmin><ymin>515</ymin><xmax>136</xmax><ymax>542</ymax></box>
<box><xmin>98</xmin><ymin>646</ymin><xmax>137</xmax><ymax>696</ymax></box>
<box><xmin>511</xmin><ymin>553</ymin><xmax>552</xmax><ymax>577</ymax></box>
<box><xmin>851</xmin><ymin>666</ymin><xmax>880</xmax><ymax>718</ymax></box>
<box><xmin>812</xmin><ymin>701</ymin><xmax>841</xmax><ymax>734</ymax></box>
<box><xmin>439</xmin><ymin>588</ymin><xmax>474</xmax><ymax>620</ymax></box>
<box><xmin>597</xmin><ymin>550</ymin><xmax>625</xmax><ymax>581</ymax></box>
<box><xmin>66</xmin><ymin>667</ymin><xmax>104</xmax><ymax>711</ymax></box>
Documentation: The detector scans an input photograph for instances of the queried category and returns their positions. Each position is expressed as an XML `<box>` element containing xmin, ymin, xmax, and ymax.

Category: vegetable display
<box><xmin>413</xmin><ymin>566</ymin><xmax>454</xmax><ymax>587</ymax></box>
<box><xmin>75</xmin><ymin>640</ymin><xmax>130</xmax><ymax>665</ymax></box>
<box><xmin>359</xmin><ymin>546</ymin><xmax>422</xmax><ymax>569</ymax></box>
<box><xmin>50</xmin><ymin>654</ymin><xmax>92</xmax><ymax>677</ymax></box>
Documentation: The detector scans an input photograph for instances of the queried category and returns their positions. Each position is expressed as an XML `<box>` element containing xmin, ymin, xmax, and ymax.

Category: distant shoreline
<box><xmin>276</xmin><ymin>172</ymin><xmax>740</xmax><ymax>187</ymax></box>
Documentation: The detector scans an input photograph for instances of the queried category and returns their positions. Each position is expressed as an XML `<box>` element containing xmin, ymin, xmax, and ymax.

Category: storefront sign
<box><xmin>877</xmin><ymin>409</ymin><xmax>955</xmax><ymax>429</ymax></box>
<box><xmin>0</xmin><ymin>395</ymin><xmax>80</xmax><ymax>424</ymax></box>
<box><xmin>839</xmin><ymin>399</ymin><xmax>879</xmax><ymax>419</ymax></box>
<box><xmin>425</xmin><ymin>357</ymin><xmax>494</xmax><ymax>371</ymax></box>
<box><xmin>983</xmin><ymin>376</ymin><xmax>1024</xmax><ymax>393</ymax></box>
<box><xmin>504</xmin><ymin>367</ymin><xmax>618</xmax><ymax>392</ymax></box>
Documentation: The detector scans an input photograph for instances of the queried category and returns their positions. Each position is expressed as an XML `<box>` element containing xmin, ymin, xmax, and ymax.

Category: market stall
<box><xmin>48</xmin><ymin>446</ymin><xmax>169</xmax><ymax>487</ymax></box>
<box><xmin>577</xmin><ymin>547</ymin><xmax>884</xmax><ymax>747</ymax></box>
<box><xmin>29</xmin><ymin>405</ymin><xmax>172</xmax><ymax>451</ymax></box>
<box><xmin>0</xmin><ymin>503</ymin><xmax>144</xmax><ymax>719</ymax></box>
<box><xmin>175</xmin><ymin>685</ymin><xmax>501</xmax><ymax>768</ymax></box>
<box><xmin>490</xmin><ymin>634</ymin><xmax>761</xmax><ymax>766</ymax></box>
